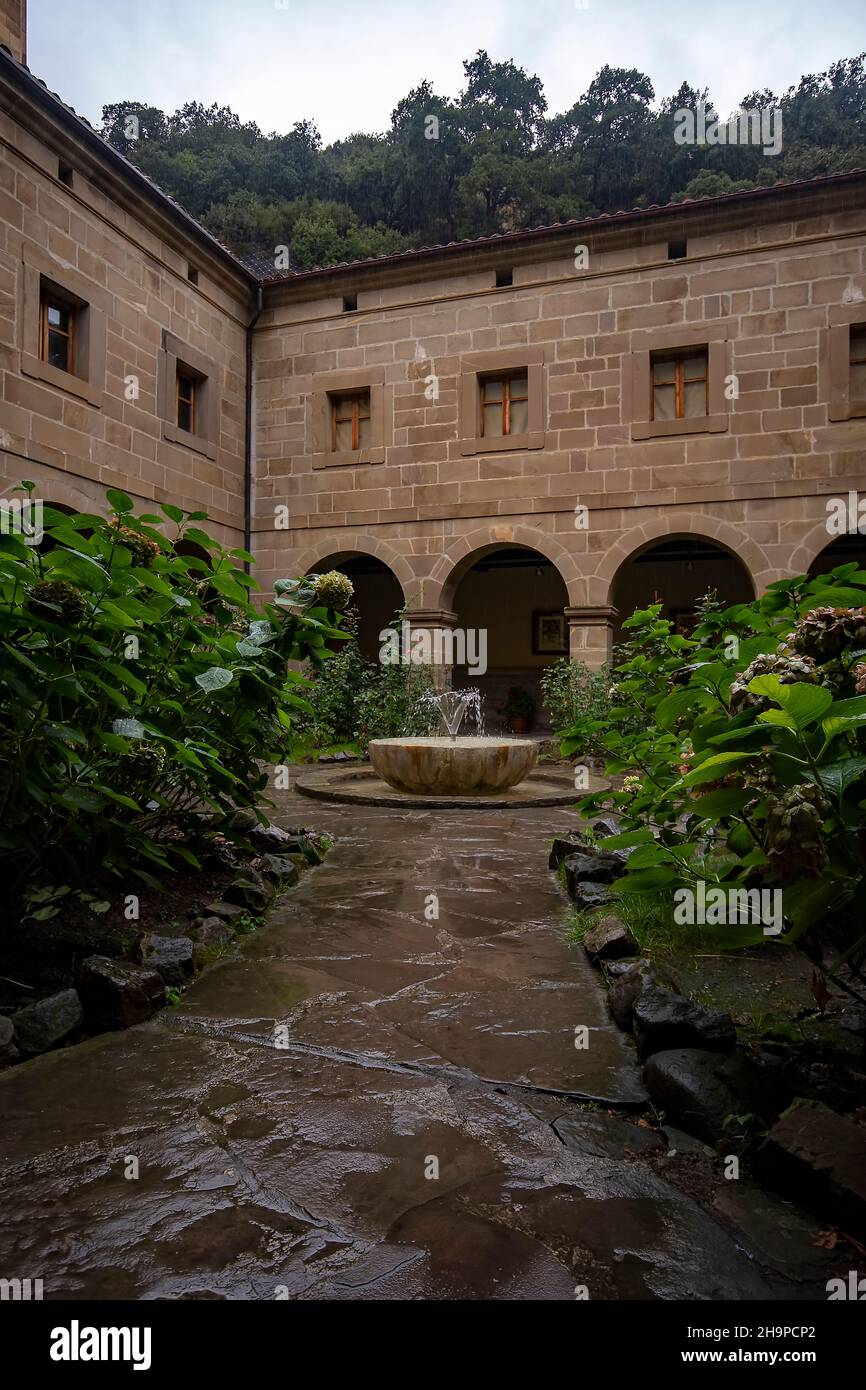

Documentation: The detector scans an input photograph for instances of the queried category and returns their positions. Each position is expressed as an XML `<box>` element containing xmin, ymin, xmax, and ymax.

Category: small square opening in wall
<box><xmin>495</xmin><ymin>268</ymin><xmax>513</xmax><ymax>288</ymax></box>
<box><xmin>342</xmin><ymin>294</ymin><xmax>358</xmax><ymax>313</ymax></box>
<box><xmin>667</xmin><ymin>239</ymin><xmax>687</xmax><ymax>261</ymax></box>
<box><xmin>187</xmin><ymin>265</ymin><xmax>199</xmax><ymax>286</ymax></box>
<box><xmin>58</xmin><ymin>161</ymin><xmax>74</xmax><ymax>187</ymax></box>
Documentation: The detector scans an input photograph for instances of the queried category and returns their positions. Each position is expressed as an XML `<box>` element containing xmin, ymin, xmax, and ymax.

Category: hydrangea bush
<box><xmin>0</xmin><ymin>484</ymin><xmax>348</xmax><ymax>914</ymax></box>
<box><xmin>560</xmin><ymin>566</ymin><xmax>866</xmax><ymax>958</ymax></box>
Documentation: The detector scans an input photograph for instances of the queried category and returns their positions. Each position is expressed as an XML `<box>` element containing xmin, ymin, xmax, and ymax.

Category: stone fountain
<box><xmin>368</xmin><ymin>689</ymin><xmax>538</xmax><ymax>796</ymax></box>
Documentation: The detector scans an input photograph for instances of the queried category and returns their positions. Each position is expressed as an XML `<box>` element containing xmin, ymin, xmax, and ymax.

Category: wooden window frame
<box><xmin>459</xmin><ymin>347</ymin><xmax>546</xmax><ymax>455</ymax></box>
<box><xmin>629</xmin><ymin>336</ymin><xmax>729</xmax><ymax>440</ymax></box>
<box><xmin>330</xmin><ymin>389</ymin><xmax>371</xmax><ymax>452</ymax></box>
<box><xmin>20</xmin><ymin>248</ymin><xmax>107</xmax><ymax>408</ymax></box>
<box><xmin>479</xmin><ymin>372</ymin><xmax>529</xmax><ymax>440</ymax></box>
<box><xmin>40</xmin><ymin>292</ymin><xmax>75</xmax><ymax>376</ymax></box>
<box><xmin>176</xmin><ymin>369</ymin><xmax>197</xmax><ymax>435</ymax></box>
<box><xmin>650</xmin><ymin>349</ymin><xmax>709</xmax><ymax>422</ymax></box>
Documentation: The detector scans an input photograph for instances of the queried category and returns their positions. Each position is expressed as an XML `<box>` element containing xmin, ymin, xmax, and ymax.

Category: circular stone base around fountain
<box><xmin>295</xmin><ymin>764</ymin><xmax>609</xmax><ymax>810</ymax></box>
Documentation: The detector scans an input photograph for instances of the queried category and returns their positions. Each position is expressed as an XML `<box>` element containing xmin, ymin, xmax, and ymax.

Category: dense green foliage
<box><xmin>0</xmin><ymin>485</ymin><xmax>346</xmax><ymax>915</ymax></box>
<box><xmin>540</xmin><ymin>657</ymin><xmax>611</xmax><ymax>745</ymax></box>
<box><xmin>295</xmin><ymin>614</ymin><xmax>437</xmax><ymax>752</ymax></box>
<box><xmin>101</xmin><ymin>51</ymin><xmax>866</xmax><ymax>267</ymax></box>
<box><xmin>560</xmin><ymin>570</ymin><xmax>866</xmax><ymax>956</ymax></box>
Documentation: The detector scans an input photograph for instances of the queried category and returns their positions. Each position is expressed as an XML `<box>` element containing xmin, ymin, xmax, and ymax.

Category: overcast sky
<box><xmin>27</xmin><ymin>0</ymin><xmax>866</xmax><ymax>143</ymax></box>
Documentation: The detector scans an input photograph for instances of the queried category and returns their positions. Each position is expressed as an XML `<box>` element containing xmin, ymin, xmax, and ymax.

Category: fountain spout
<box><xmin>434</xmin><ymin>690</ymin><xmax>471</xmax><ymax>740</ymax></box>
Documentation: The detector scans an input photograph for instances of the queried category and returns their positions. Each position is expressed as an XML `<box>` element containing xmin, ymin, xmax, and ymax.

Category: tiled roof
<box><xmin>3</xmin><ymin>43</ymin><xmax>865</xmax><ymax>291</ymax></box>
<box><xmin>256</xmin><ymin>168</ymin><xmax>866</xmax><ymax>285</ymax></box>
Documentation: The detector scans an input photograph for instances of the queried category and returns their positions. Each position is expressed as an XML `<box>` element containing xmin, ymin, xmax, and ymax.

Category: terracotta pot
<box><xmin>508</xmin><ymin>715</ymin><xmax>531</xmax><ymax>733</ymax></box>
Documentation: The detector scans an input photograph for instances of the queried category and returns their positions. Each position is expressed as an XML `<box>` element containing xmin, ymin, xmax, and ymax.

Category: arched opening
<box><xmin>611</xmin><ymin>537</ymin><xmax>755</xmax><ymax>640</ymax></box>
<box><xmin>450</xmin><ymin>545</ymin><xmax>569</xmax><ymax>732</ymax></box>
<box><xmin>807</xmin><ymin>533</ymin><xmax>866</xmax><ymax>579</ymax></box>
<box><xmin>306</xmin><ymin>552</ymin><xmax>403</xmax><ymax>661</ymax></box>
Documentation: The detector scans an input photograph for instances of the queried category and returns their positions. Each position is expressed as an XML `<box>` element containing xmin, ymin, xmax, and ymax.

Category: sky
<box><xmin>27</xmin><ymin>0</ymin><xmax>866</xmax><ymax>144</ymax></box>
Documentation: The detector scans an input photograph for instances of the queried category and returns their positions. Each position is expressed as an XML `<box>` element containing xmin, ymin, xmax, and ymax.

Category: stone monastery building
<box><xmin>2</xmin><ymin>0</ymin><xmax>866</xmax><ymax>717</ymax></box>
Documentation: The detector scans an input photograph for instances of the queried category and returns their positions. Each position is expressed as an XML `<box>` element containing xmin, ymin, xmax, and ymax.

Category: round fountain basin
<box><xmin>368</xmin><ymin>736</ymin><xmax>538</xmax><ymax>796</ymax></box>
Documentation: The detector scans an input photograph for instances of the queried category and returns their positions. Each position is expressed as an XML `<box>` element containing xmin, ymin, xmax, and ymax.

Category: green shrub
<box><xmin>0</xmin><ymin>483</ymin><xmax>347</xmax><ymax>910</ymax></box>
<box><xmin>297</xmin><ymin>609</ymin><xmax>438</xmax><ymax>752</ymax></box>
<box><xmin>540</xmin><ymin>657</ymin><xmax>611</xmax><ymax>747</ymax></box>
<box><xmin>560</xmin><ymin>568</ymin><xmax>866</xmax><ymax>956</ymax></box>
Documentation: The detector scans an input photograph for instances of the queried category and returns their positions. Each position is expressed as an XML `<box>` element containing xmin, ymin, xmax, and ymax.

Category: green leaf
<box><xmin>596</xmin><ymin>829</ymin><xmax>655</xmax><ymax>848</ymax></box>
<box><xmin>195</xmin><ymin>667</ymin><xmax>234</xmax><ymax>693</ymax></box>
<box><xmin>822</xmin><ymin>696</ymin><xmax>866</xmax><ymax>738</ymax></box>
<box><xmin>757</xmin><ymin>708</ymin><xmax>799</xmax><ymax>730</ymax></box>
<box><xmin>106</xmin><ymin>488</ymin><xmax>134</xmax><ymax>514</ymax></box>
<box><xmin>681</xmin><ymin>752</ymin><xmax>753</xmax><ymax>787</ymax></box>
<box><xmin>56</xmin><ymin>787</ymin><xmax>105</xmax><ymax>813</ymax></box>
<box><xmin>103</xmin><ymin>661</ymin><xmax>147</xmax><ymax>696</ymax></box>
<box><xmin>656</xmin><ymin>688</ymin><xmax>700</xmax><ymax>730</ymax></box>
<box><xmin>812</xmin><ymin>756</ymin><xmax>866</xmax><ymax>796</ymax></box>
<box><xmin>777</xmin><ymin>683</ymin><xmax>833</xmax><ymax>727</ymax></box>
<box><xmin>689</xmin><ymin>788</ymin><xmax>755</xmax><ymax>816</ymax></box>
<box><xmin>160</xmin><ymin>503</ymin><xmax>184</xmax><ymax>523</ymax></box>
<box><xmin>610</xmin><ymin>867</ymin><xmax>681</xmax><ymax>892</ymax></box>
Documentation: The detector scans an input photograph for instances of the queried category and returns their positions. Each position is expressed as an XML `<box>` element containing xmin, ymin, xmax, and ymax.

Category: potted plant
<box><xmin>499</xmin><ymin>685</ymin><xmax>535</xmax><ymax>734</ymax></box>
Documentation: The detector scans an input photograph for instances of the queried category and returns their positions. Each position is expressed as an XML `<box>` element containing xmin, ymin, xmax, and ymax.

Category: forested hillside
<box><xmin>100</xmin><ymin>50</ymin><xmax>866</xmax><ymax>270</ymax></box>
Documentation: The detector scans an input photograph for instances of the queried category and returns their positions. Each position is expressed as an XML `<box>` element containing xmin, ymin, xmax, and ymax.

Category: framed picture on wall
<box><xmin>532</xmin><ymin>610</ymin><xmax>568</xmax><ymax>655</ymax></box>
<box><xmin>670</xmin><ymin>608</ymin><xmax>698</xmax><ymax>636</ymax></box>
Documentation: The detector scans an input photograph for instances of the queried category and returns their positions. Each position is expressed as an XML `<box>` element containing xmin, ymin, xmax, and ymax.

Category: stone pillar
<box><xmin>405</xmin><ymin>608</ymin><xmax>458</xmax><ymax>690</ymax></box>
<box><xmin>565</xmin><ymin>606</ymin><xmax>618</xmax><ymax>669</ymax></box>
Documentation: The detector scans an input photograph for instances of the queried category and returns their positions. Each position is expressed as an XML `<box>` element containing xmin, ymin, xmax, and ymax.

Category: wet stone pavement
<box><xmin>0</xmin><ymin>787</ymin><xmax>825</xmax><ymax>1300</ymax></box>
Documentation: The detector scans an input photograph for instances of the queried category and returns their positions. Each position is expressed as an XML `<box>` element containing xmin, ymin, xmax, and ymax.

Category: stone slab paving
<box><xmin>0</xmin><ymin>790</ymin><xmax>826</xmax><ymax>1299</ymax></box>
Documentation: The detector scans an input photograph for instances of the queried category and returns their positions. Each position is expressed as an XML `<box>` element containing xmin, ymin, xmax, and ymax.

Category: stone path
<box><xmin>0</xmin><ymin>790</ymin><xmax>827</xmax><ymax>1299</ymax></box>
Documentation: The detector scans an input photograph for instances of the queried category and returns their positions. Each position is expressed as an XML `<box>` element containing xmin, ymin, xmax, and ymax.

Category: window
<box><xmin>331</xmin><ymin>390</ymin><xmax>371</xmax><ymax>451</ymax></box>
<box><xmin>342</xmin><ymin>294</ymin><xmax>357</xmax><ymax>313</ymax></box>
<box><xmin>668</xmin><ymin>239</ymin><xmax>687</xmax><ymax>261</ymax></box>
<box><xmin>187</xmin><ymin>265</ymin><xmax>199</xmax><ymax>286</ymax></box>
<box><xmin>40</xmin><ymin>292</ymin><xmax>74</xmax><ymax>374</ymax></box>
<box><xmin>495</xmin><ymin>268</ymin><xmax>513</xmax><ymax>288</ymax></box>
<box><xmin>157</xmin><ymin>331</ymin><xmax>219</xmax><ymax>459</ymax></box>
<box><xmin>849</xmin><ymin>326</ymin><xmax>866</xmax><ymax>404</ymax></box>
<box><xmin>651</xmin><ymin>350</ymin><xmax>708</xmax><ymax>421</ymax></box>
<box><xmin>480</xmin><ymin>373</ymin><xmax>529</xmax><ymax>438</ymax></box>
<box><xmin>309</xmin><ymin>368</ymin><xmax>385</xmax><ymax>468</ymax></box>
<box><xmin>176</xmin><ymin>370</ymin><xmax>197</xmax><ymax>433</ymax></box>
<box><xmin>58</xmin><ymin>161</ymin><xmax>74</xmax><ymax>187</ymax></box>
<box><xmin>459</xmin><ymin>348</ymin><xmax>546</xmax><ymax>455</ymax></box>
<box><xmin>629</xmin><ymin>339</ymin><xmax>728</xmax><ymax>440</ymax></box>
<box><xmin>20</xmin><ymin>249</ymin><xmax>106</xmax><ymax>407</ymax></box>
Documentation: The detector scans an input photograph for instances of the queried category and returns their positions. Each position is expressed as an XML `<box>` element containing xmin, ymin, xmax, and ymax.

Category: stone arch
<box><xmin>292</xmin><ymin>533</ymin><xmax>414</xmax><ymax>604</ymax></box>
<box><xmin>593</xmin><ymin>513</ymin><xmax>772</xmax><ymax>608</ymax></box>
<box><xmin>787</xmin><ymin>520</ymin><xmax>862</xmax><ymax>578</ymax></box>
<box><xmin>430</xmin><ymin>524</ymin><xmax>579</xmax><ymax>611</ymax></box>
